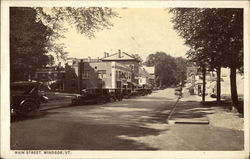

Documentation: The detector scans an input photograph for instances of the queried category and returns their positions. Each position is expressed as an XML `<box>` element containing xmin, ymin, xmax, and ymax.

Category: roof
<box><xmin>67</xmin><ymin>58</ymin><xmax>100</xmax><ymax>65</ymax></box>
<box><xmin>101</xmin><ymin>52</ymin><xmax>139</xmax><ymax>62</ymax></box>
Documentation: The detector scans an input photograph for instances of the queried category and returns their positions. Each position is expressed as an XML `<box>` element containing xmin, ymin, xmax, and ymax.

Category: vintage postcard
<box><xmin>1</xmin><ymin>0</ymin><xmax>249</xmax><ymax>159</ymax></box>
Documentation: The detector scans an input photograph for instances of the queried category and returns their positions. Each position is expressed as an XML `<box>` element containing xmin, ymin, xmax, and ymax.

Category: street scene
<box><xmin>11</xmin><ymin>88</ymin><xmax>243</xmax><ymax>150</ymax></box>
<box><xmin>7</xmin><ymin>6</ymin><xmax>246</xmax><ymax>154</ymax></box>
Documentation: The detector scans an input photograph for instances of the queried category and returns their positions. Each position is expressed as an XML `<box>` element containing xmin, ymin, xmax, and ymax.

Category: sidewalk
<box><xmin>168</xmin><ymin>98</ymin><xmax>211</xmax><ymax>124</ymax></box>
<box><xmin>167</xmin><ymin>89</ymin><xmax>244</xmax><ymax>131</ymax></box>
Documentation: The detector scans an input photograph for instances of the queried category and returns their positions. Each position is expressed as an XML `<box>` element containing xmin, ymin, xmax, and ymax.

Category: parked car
<box><xmin>71</xmin><ymin>88</ymin><xmax>114</xmax><ymax>105</ymax></box>
<box><xmin>10</xmin><ymin>81</ymin><xmax>42</xmax><ymax>116</ymax></box>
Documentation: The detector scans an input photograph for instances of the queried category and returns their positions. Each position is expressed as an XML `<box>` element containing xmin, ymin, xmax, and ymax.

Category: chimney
<box><xmin>107</xmin><ymin>53</ymin><xmax>109</xmax><ymax>57</ymax></box>
<box><xmin>104</xmin><ymin>52</ymin><xmax>107</xmax><ymax>58</ymax></box>
<box><xmin>97</xmin><ymin>57</ymin><xmax>100</xmax><ymax>61</ymax></box>
<box><xmin>118</xmin><ymin>49</ymin><xmax>121</xmax><ymax>58</ymax></box>
<box><xmin>88</xmin><ymin>56</ymin><xmax>91</xmax><ymax>62</ymax></box>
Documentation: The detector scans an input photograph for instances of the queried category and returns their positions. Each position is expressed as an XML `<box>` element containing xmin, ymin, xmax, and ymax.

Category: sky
<box><xmin>58</xmin><ymin>8</ymin><xmax>190</xmax><ymax>62</ymax></box>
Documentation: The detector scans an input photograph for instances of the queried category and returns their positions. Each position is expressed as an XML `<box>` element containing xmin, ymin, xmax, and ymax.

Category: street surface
<box><xmin>11</xmin><ymin>88</ymin><xmax>243</xmax><ymax>150</ymax></box>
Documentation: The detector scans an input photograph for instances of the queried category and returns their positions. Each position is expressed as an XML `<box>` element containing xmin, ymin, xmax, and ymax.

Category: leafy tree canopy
<box><xmin>170</xmin><ymin>8</ymin><xmax>243</xmax><ymax>70</ymax></box>
<box><xmin>170</xmin><ymin>8</ymin><xmax>243</xmax><ymax>110</ymax></box>
<box><xmin>131</xmin><ymin>54</ymin><xmax>143</xmax><ymax>66</ymax></box>
<box><xmin>10</xmin><ymin>7</ymin><xmax>53</xmax><ymax>81</ymax></box>
<box><xmin>10</xmin><ymin>7</ymin><xmax>116</xmax><ymax>81</ymax></box>
<box><xmin>144</xmin><ymin>52</ymin><xmax>188</xmax><ymax>87</ymax></box>
<box><xmin>35</xmin><ymin>7</ymin><xmax>117</xmax><ymax>60</ymax></box>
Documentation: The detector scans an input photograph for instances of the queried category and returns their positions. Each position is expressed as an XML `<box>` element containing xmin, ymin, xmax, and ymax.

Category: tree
<box><xmin>186</xmin><ymin>48</ymin><xmax>209</xmax><ymax>103</ymax></box>
<box><xmin>174</xmin><ymin>57</ymin><xmax>188</xmax><ymax>86</ymax></box>
<box><xmin>35</xmin><ymin>7</ymin><xmax>117</xmax><ymax>61</ymax></box>
<box><xmin>170</xmin><ymin>8</ymin><xmax>243</xmax><ymax>110</ymax></box>
<box><xmin>131</xmin><ymin>54</ymin><xmax>143</xmax><ymax>66</ymax></box>
<box><xmin>10</xmin><ymin>7</ymin><xmax>116</xmax><ymax>81</ymax></box>
<box><xmin>144</xmin><ymin>52</ymin><xmax>178</xmax><ymax>87</ymax></box>
<box><xmin>35</xmin><ymin>7</ymin><xmax>116</xmax><ymax>37</ymax></box>
<box><xmin>10</xmin><ymin>7</ymin><xmax>53</xmax><ymax>81</ymax></box>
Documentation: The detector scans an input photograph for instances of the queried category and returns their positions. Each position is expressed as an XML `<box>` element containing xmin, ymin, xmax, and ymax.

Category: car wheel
<box><xmin>110</xmin><ymin>97</ymin><xmax>116</xmax><ymax>102</ymax></box>
<box><xmin>20</xmin><ymin>101</ymin><xmax>38</xmax><ymax>116</ymax></box>
<box><xmin>72</xmin><ymin>99</ymin><xmax>78</xmax><ymax>106</ymax></box>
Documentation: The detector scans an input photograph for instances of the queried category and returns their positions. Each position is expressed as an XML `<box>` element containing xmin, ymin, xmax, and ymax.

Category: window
<box><xmin>97</xmin><ymin>70</ymin><xmax>106</xmax><ymax>78</ymax></box>
<box><xmin>116</xmin><ymin>71</ymin><xmax>119</xmax><ymax>78</ymax></box>
<box><xmin>118</xmin><ymin>71</ymin><xmax>122</xmax><ymax>79</ymax></box>
<box><xmin>97</xmin><ymin>70</ymin><xmax>106</xmax><ymax>74</ymax></box>
<box><xmin>98</xmin><ymin>73</ymin><xmax>103</xmax><ymax>79</ymax></box>
<box><xmin>83</xmin><ymin>70</ymin><xmax>90</xmax><ymax>78</ymax></box>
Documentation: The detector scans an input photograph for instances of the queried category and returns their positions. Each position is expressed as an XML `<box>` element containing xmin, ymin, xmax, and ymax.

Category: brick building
<box><xmin>34</xmin><ymin>66</ymin><xmax>66</xmax><ymax>91</ymax></box>
<box><xmin>35</xmin><ymin>50</ymin><xmax>145</xmax><ymax>93</ymax></box>
<box><xmin>64</xmin><ymin>59</ymin><xmax>133</xmax><ymax>93</ymax></box>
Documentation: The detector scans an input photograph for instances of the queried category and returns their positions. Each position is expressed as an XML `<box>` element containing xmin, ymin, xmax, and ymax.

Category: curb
<box><xmin>166</xmin><ymin>95</ymin><xmax>210</xmax><ymax>125</ymax></box>
<box><xmin>166</xmin><ymin>96</ymin><xmax>181</xmax><ymax>124</ymax></box>
<box><xmin>168</xmin><ymin>119</ymin><xmax>209</xmax><ymax>125</ymax></box>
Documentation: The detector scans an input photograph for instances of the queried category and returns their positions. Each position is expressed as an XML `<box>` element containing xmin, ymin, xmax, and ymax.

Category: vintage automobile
<box><xmin>108</xmin><ymin>89</ymin><xmax>123</xmax><ymax>101</ymax></box>
<box><xmin>122</xmin><ymin>89</ymin><xmax>132</xmax><ymax>99</ymax></box>
<box><xmin>135</xmin><ymin>88</ymin><xmax>147</xmax><ymax>96</ymax></box>
<box><xmin>71</xmin><ymin>88</ymin><xmax>114</xmax><ymax>105</ymax></box>
<box><xmin>10</xmin><ymin>81</ymin><xmax>43</xmax><ymax>116</ymax></box>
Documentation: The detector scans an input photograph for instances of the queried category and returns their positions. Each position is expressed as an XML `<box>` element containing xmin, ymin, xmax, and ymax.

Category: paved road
<box><xmin>11</xmin><ymin>88</ymin><xmax>243</xmax><ymax>150</ymax></box>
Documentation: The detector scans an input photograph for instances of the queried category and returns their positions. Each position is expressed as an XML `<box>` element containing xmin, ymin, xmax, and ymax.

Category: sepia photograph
<box><xmin>1</xmin><ymin>1</ymin><xmax>249</xmax><ymax>159</ymax></box>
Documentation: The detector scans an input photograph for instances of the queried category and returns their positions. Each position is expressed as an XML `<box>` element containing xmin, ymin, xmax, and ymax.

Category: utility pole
<box><xmin>78</xmin><ymin>60</ymin><xmax>84</xmax><ymax>94</ymax></box>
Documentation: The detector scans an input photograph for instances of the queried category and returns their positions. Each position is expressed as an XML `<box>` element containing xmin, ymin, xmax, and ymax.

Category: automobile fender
<box><xmin>20</xmin><ymin>98</ymin><xmax>39</xmax><ymax>108</ymax></box>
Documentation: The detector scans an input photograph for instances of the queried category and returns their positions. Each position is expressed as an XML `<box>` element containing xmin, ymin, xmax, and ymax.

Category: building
<box><xmin>64</xmin><ymin>59</ymin><xmax>133</xmax><ymax>93</ymax></box>
<box><xmin>34</xmin><ymin>66</ymin><xmax>66</xmax><ymax>91</ymax></box>
<box><xmin>186</xmin><ymin>66</ymin><xmax>244</xmax><ymax>98</ymax></box>
<box><xmin>141</xmin><ymin>66</ymin><xmax>155</xmax><ymax>87</ymax></box>
<box><xmin>186</xmin><ymin>66</ymin><xmax>216</xmax><ymax>95</ymax></box>
<box><xmin>34</xmin><ymin>50</ymin><xmax>151</xmax><ymax>93</ymax></box>
<box><xmin>220</xmin><ymin>68</ymin><xmax>244</xmax><ymax>98</ymax></box>
<box><xmin>101</xmin><ymin>50</ymin><xmax>140</xmax><ymax>86</ymax></box>
<box><xmin>138</xmin><ymin>67</ymin><xmax>155</xmax><ymax>88</ymax></box>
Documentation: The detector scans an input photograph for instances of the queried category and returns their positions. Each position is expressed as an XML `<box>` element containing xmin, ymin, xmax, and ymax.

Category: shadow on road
<box><xmin>11</xmin><ymin>111</ymin><xmax>63</xmax><ymax>122</ymax></box>
<box><xmin>203</xmin><ymin>100</ymin><xmax>244</xmax><ymax>115</ymax></box>
<box><xmin>11</xmin><ymin>89</ymin><xmax>181</xmax><ymax>150</ymax></box>
<box><xmin>171</xmin><ymin>101</ymin><xmax>215</xmax><ymax>120</ymax></box>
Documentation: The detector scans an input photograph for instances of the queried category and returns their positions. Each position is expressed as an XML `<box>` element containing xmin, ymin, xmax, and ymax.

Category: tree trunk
<box><xmin>230</xmin><ymin>66</ymin><xmax>239</xmax><ymax>112</ymax></box>
<box><xmin>78</xmin><ymin>60</ymin><xmax>83</xmax><ymax>94</ymax></box>
<box><xmin>202</xmin><ymin>66</ymin><xmax>206</xmax><ymax>104</ymax></box>
<box><xmin>159</xmin><ymin>78</ymin><xmax>163</xmax><ymax>87</ymax></box>
<box><xmin>216</xmin><ymin>67</ymin><xmax>221</xmax><ymax>103</ymax></box>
